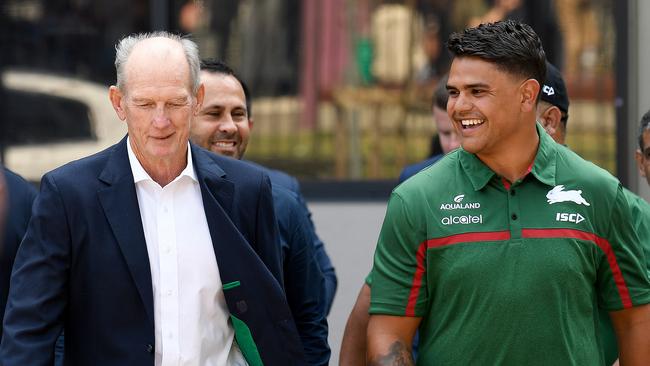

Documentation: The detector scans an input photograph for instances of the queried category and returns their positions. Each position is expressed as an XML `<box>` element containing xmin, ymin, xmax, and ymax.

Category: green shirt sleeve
<box><xmin>597</xmin><ymin>185</ymin><xmax>650</xmax><ymax>310</ymax></box>
<box><xmin>370</xmin><ymin>192</ymin><xmax>428</xmax><ymax>317</ymax></box>
<box><xmin>626</xmin><ymin>190</ymin><xmax>650</xmax><ymax>276</ymax></box>
<box><xmin>365</xmin><ymin>271</ymin><xmax>373</xmax><ymax>286</ymax></box>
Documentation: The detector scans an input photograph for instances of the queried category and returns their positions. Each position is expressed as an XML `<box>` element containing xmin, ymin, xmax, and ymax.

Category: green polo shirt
<box><xmin>600</xmin><ymin>189</ymin><xmax>650</xmax><ymax>365</ymax></box>
<box><xmin>370</xmin><ymin>124</ymin><xmax>650</xmax><ymax>365</ymax></box>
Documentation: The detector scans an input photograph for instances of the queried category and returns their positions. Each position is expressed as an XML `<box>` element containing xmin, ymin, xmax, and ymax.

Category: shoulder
<box><xmin>395</xmin><ymin>150</ymin><xmax>460</xmax><ymax>199</ymax></box>
<box><xmin>623</xmin><ymin>188</ymin><xmax>650</xmax><ymax>218</ymax></box>
<box><xmin>271</xmin><ymin>186</ymin><xmax>301</xmax><ymax>214</ymax></box>
<box><xmin>3</xmin><ymin>168</ymin><xmax>37</xmax><ymax>200</ymax></box>
<box><xmin>42</xmin><ymin>143</ymin><xmax>119</xmax><ymax>187</ymax></box>
<box><xmin>193</xmin><ymin>146</ymin><xmax>269</xmax><ymax>184</ymax></box>
<box><xmin>553</xmin><ymin>145</ymin><xmax>620</xmax><ymax>202</ymax></box>
<box><xmin>244</xmin><ymin>160</ymin><xmax>299</xmax><ymax>193</ymax></box>
<box><xmin>398</xmin><ymin>155</ymin><xmax>443</xmax><ymax>183</ymax></box>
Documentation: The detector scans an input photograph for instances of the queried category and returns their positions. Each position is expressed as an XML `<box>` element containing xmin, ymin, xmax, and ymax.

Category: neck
<box><xmin>477</xmin><ymin>125</ymin><xmax>540</xmax><ymax>184</ymax></box>
<box><xmin>143</xmin><ymin>159</ymin><xmax>186</xmax><ymax>187</ymax></box>
<box><xmin>132</xmin><ymin>142</ymin><xmax>188</xmax><ymax>187</ymax></box>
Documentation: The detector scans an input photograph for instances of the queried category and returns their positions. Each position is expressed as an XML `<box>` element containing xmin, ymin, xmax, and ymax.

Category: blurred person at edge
<box><xmin>367</xmin><ymin>20</ymin><xmax>650</xmax><ymax>365</ymax></box>
<box><xmin>636</xmin><ymin>110</ymin><xmax>650</xmax><ymax>187</ymax></box>
<box><xmin>0</xmin><ymin>32</ymin><xmax>305</xmax><ymax>365</ymax></box>
<box><xmin>190</xmin><ymin>59</ymin><xmax>331</xmax><ymax>365</ymax></box>
<box><xmin>399</xmin><ymin>74</ymin><xmax>459</xmax><ymax>182</ymax></box>
<box><xmin>0</xmin><ymin>168</ymin><xmax>37</xmax><ymax>339</ymax></box>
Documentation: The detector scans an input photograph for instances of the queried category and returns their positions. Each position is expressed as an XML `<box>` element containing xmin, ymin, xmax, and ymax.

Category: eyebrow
<box><xmin>131</xmin><ymin>97</ymin><xmax>152</xmax><ymax>103</ymax></box>
<box><xmin>131</xmin><ymin>96</ymin><xmax>188</xmax><ymax>102</ymax></box>
<box><xmin>447</xmin><ymin>82</ymin><xmax>490</xmax><ymax>90</ymax></box>
<box><xmin>168</xmin><ymin>98</ymin><xmax>189</xmax><ymax>104</ymax></box>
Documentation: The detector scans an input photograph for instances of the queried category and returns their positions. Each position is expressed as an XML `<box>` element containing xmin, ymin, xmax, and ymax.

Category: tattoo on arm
<box><xmin>369</xmin><ymin>340</ymin><xmax>414</xmax><ymax>366</ymax></box>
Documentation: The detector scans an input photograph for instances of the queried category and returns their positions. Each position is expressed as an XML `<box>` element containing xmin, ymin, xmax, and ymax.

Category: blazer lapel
<box><xmin>192</xmin><ymin>145</ymin><xmax>243</xmax><ymax>284</ymax></box>
<box><xmin>97</xmin><ymin>137</ymin><xmax>154</xmax><ymax>327</ymax></box>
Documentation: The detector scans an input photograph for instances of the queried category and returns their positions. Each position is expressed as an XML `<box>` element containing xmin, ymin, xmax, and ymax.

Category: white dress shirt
<box><xmin>127</xmin><ymin>139</ymin><xmax>247</xmax><ymax>366</ymax></box>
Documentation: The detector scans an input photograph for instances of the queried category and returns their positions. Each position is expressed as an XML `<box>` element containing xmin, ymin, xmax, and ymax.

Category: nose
<box><xmin>152</xmin><ymin>104</ymin><xmax>171</xmax><ymax>128</ymax></box>
<box><xmin>218</xmin><ymin>115</ymin><xmax>238</xmax><ymax>134</ymax></box>
<box><xmin>453</xmin><ymin>92</ymin><xmax>472</xmax><ymax>113</ymax></box>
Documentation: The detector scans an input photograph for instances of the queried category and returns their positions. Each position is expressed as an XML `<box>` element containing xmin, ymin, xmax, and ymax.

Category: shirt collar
<box><xmin>126</xmin><ymin>137</ymin><xmax>197</xmax><ymax>184</ymax></box>
<box><xmin>459</xmin><ymin>122</ymin><xmax>557</xmax><ymax>191</ymax></box>
<box><xmin>530</xmin><ymin>123</ymin><xmax>557</xmax><ymax>187</ymax></box>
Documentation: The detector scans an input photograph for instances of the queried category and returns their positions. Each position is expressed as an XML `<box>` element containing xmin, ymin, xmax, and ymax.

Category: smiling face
<box><xmin>190</xmin><ymin>71</ymin><xmax>251</xmax><ymax>160</ymax></box>
<box><xmin>109</xmin><ymin>37</ymin><xmax>203</xmax><ymax>173</ymax></box>
<box><xmin>446</xmin><ymin>56</ymin><xmax>538</xmax><ymax>160</ymax></box>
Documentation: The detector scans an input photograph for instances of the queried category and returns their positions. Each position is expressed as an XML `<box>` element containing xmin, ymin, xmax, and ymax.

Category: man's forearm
<box><xmin>617</xmin><ymin>325</ymin><xmax>650</xmax><ymax>365</ymax></box>
<box><xmin>367</xmin><ymin>314</ymin><xmax>420</xmax><ymax>366</ymax></box>
<box><xmin>368</xmin><ymin>340</ymin><xmax>414</xmax><ymax>366</ymax></box>
<box><xmin>340</xmin><ymin>284</ymin><xmax>371</xmax><ymax>366</ymax></box>
<box><xmin>610</xmin><ymin>303</ymin><xmax>650</xmax><ymax>366</ymax></box>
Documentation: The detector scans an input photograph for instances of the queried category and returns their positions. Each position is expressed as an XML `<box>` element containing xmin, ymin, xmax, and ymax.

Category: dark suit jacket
<box><xmin>0</xmin><ymin>138</ymin><xmax>305</xmax><ymax>366</ymax></box>
<box><xmin>0</xmin><ymin>168</ymin><xmax>37</xmax><ymax>335</ymax></box>
<box><xmin>271</xmin><ymin>186</ymin><xmax>330</xmax><ymax>365</ymax></box>
<box><xmin>245</xmin><ymin>161</ymin><xmax>338</xmax><ymax>315</ymax></box>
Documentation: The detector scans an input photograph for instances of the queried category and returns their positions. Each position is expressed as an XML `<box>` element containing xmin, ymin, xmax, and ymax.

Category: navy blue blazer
<box><xmin>0</xmin><ymin>138</ymin><xmax>305</xmax><ymax>366</ymax></box>
<box><xmin>271</xmin><ymin>186</ymin><xmax>330</xmax><ymax>365</ymax></box>
<box><xmin>246</xmin><ymin>161</ymin><xmax>338</xmax><ymax>315</ymax></box>
<box><xmin>0</xmin><ymin>168</ymin><xmax>37</xmax><ymax>335</ymax></box>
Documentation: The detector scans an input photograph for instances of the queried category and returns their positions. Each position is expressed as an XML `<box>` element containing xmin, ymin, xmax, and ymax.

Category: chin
<box><xmin>460</xmin><ymin>143</ymin><xmax>479</xmax><ymax>154</ymax></box>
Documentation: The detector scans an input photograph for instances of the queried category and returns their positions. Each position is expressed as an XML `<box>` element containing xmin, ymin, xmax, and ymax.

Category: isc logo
<box><xmin>555</xmin><ymin>212</ymin><xmax>585</xmax><ymax>224</ymax></box>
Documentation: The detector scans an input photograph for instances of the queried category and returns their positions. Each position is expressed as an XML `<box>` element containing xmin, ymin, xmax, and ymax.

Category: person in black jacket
<box><xmin>0</xmin><ymin>167</ymin><xmax>37</xmax><ymax>334</ymax></box>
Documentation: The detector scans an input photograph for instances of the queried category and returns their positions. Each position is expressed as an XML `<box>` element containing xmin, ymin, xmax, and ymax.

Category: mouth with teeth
<box><xmin>212</xmin><ymin>141</ymin><xmax>236</xmax><ymax>148</ymax></box>
<box><xmin>209</xmin><ymin>140</ymin><xmax>240</xmax><ymax>157</ymax></box>
<box><xmin>460</xmin><ymin>119</ymin><xmax>485</xmax><ymax>129</ymax></box>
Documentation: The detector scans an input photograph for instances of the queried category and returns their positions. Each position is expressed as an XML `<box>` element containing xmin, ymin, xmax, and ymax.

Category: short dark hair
<box><xmin>447</xmin><ymin>20</ymin><xmax>546</xmax><ymax>88</ymax></box>
<box><xmin>200</xmin><ymin>59</ymin><xmax>253</xmax><ymax>117</ymax></box>
<box><xmin>433</xmin><ymin>74</ymin><xmax>449</xmax><ymax>110</ymax></box>
<box><xmin>639</xmin><ymin>110</ymin><xmax>650</xmax><ymax>150</ymax></box>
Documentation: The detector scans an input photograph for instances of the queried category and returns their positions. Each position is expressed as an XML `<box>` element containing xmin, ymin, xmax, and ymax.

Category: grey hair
<box><xmin>114</xmin><ymin>31</ymin><xmax>200</xmax><ymax>93</ymax></box>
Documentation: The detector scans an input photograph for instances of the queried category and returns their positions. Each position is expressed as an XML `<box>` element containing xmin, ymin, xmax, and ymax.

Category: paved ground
<box><xmin>308</xmin><ymin>201</ymin><xmax>388</xmax><ymax>365</ymax></box>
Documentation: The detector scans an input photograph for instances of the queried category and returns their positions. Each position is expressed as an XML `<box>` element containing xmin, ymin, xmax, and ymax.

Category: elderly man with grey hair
<box><xmin>0</xmin><ymin>32</ymin><xmax>304</xmax><ymax>366</ymax></box>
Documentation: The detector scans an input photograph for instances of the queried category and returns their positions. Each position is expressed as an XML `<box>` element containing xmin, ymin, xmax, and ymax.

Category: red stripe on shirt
<box><xmin>427</xmin><ymin>231</ymin><xmax>511</xmax><ymax>248</ymax></box>
<box><xmin>404</xmin><ymin>231</ymin><xmax>511</xmax><ymax>316</ymax></box>
<box><xmin>522</xmin><ymin>228</ymin><xmax>633</xmax><ymax>308</ymax></box>
<box><xmin>405</xmin><ymin>241</ymin><xmax>428</xmax><ymax>316</ymax></box>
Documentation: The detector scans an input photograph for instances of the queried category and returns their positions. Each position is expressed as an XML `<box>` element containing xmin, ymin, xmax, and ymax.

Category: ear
<box><xmin>540</xmin><ymin>106</ymin><xmax>562</xmax><ymax>137</ymax></box>
<box><xmin>248</xmin><ymin>117</ymin><xmax>254</xmax><ymax>131</ymax></box>
<box><xmin>520</xmin><ymin>79</ymin><xmax>540</xmax><ymax>113</ymax></box>
<box><xmin>636</xmin><ymin>150</ymin><xmax>647</xmax><ymax>178</ymax></box>
<box><xmin>194</xmin><ymin>83</ymin><xmax>205</xmax><ymax>115</ymax></box>
<box><xmin>109</xmin><ymin>86</ymin><xmax>127</xmax><ymax>121</ymax></box>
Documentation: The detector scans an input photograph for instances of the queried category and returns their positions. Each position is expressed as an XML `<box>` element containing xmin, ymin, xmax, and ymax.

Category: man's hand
<box><xmin>609</xmin><ymin>303</ymin><xmax>650</xmax><ymax>365</ymax></box>
<box><xmin>367</xmin><ymin>314</ymin><xmax>420</xmax><ymax>366</ymax></box>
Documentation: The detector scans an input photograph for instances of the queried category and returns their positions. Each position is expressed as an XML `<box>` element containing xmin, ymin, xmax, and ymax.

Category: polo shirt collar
<box><xmin>530</xmin><ymin>123</ymin><xmax>557</xmax><ymax>187</ymax></box>
<box><xmin>460</xmin><ymin>123</ymin><xmax>557</xmax><ymax>191</ymax></box>
<box><xmin>126</xmin><ymin>136</ymin><xmax>197</xmax><ymax>185</ymax></box>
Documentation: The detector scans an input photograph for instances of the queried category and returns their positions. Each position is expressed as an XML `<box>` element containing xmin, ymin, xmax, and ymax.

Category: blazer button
<box><xmin>145</xmin><ymin>344</ymin><xmax>154</xmax><ymax>353</ymax></box>
<box><xmin>236</xmin><ymin>300</ymin><xmax>248</xmax><ymax>314</ymax></box>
